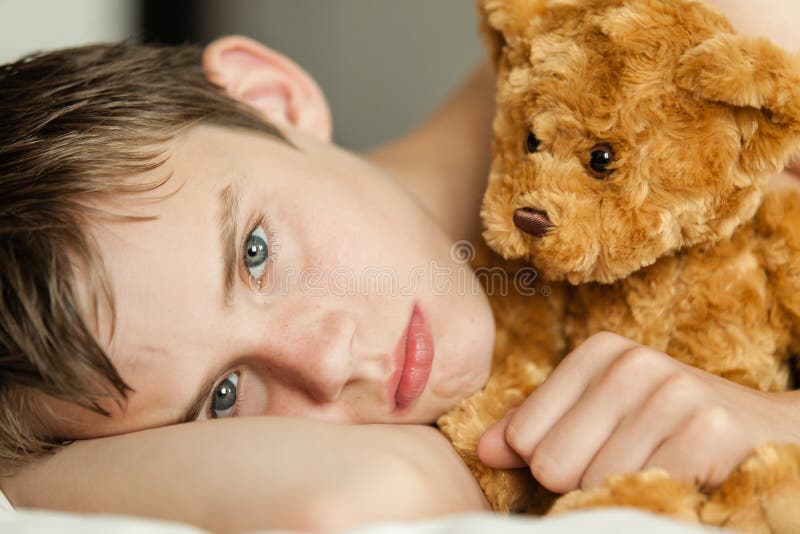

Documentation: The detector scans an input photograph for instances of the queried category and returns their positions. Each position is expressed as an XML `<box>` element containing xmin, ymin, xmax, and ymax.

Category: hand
<box><xmin>477</xmin><ymin>331</ymin><xmax>798</xmax><ymax>494</ymax></box>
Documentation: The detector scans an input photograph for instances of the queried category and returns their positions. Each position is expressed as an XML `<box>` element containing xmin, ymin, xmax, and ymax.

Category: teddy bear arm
<box><xmin>700</xmin><ymin>442</ymin><xmax>800</xmax><ymax>533</ymax></box>
<box><xmin>756</xmin><ymin>190</ymin><xmax>800</xmax><ymax>364</ymax></box>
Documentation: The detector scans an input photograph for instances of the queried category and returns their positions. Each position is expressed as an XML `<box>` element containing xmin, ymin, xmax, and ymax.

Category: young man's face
<box><xmin>60</xmin><ymin>124</ymin><xmax>495</xmax><ymax>437</ymax></box>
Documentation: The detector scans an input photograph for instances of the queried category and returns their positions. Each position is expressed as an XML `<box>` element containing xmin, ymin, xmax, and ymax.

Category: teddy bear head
<box><xmin>479</xmin><ymin>0</ymin><xmax>800</xmax><ymax>284</ymax></box>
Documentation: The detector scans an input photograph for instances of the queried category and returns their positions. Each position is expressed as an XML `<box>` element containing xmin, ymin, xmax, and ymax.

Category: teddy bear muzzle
<box><xmin>513</xmin><ymin>207</ymin><xmax>553</xmax><ymax>237</ymax></box>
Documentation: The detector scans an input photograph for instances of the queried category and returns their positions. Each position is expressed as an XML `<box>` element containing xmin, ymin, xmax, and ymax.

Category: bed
<box><xmin>0</xmin><ymin>506</ymin><xmax>729</xmax><ymax>533</ymax></box>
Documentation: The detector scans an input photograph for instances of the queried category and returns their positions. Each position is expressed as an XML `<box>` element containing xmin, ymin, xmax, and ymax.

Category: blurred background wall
<box><xmin>0</xmin><ymin>0</ymin><xmax>138</xmax><ymax>64</ymax></box>
<box><xmin>0</xmin><ymin>0</ymin><xmax>484</xmax><ymax>150</ymax></box>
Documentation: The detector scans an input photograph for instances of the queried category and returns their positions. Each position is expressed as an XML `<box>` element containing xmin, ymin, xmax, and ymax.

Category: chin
<box><xmin>432</xmin><ymin>356</ymin><xmax>492</xmax><ymax>413</ymax></box>
<box><xmin>420</xmin><ymin>298</ymin><xmax>494</xmax><ymax>418</ymax></box>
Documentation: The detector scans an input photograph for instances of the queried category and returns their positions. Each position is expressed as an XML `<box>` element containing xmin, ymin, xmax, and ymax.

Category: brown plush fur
<box><xmin>436</xmin><ymin>0</ymin><xmax>800</xmax><ymax>531</ymax></box>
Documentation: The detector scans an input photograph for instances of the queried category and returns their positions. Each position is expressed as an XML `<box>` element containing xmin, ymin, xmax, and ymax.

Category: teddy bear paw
<box><xmin>701</xmin><ymin>442</ymin><xmax>800</xmax><ymax>534</ymax></box>
<box><xmin>548</xmin><ymin>468</ymin><xmax>704</xmax><ymax>523</ymax></box>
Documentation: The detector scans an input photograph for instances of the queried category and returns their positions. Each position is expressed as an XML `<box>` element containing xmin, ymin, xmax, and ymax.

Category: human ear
<box><xmin>203</xmin><ymin>35</ymin><xmax>332</xmax><ymax>142</ymax></box>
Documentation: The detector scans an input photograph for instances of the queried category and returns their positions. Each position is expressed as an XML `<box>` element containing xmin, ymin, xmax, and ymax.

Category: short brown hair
<box><xmin>0</xmin><ymin>41</ymin><xmax>288</xmax><ymax>471</ymax></box>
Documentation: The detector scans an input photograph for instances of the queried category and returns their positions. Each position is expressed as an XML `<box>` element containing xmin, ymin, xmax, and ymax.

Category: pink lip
<box><xmin>388</xmin><ymin>303</ymin><xmax>434</xmax><ymax>413</ymax></box>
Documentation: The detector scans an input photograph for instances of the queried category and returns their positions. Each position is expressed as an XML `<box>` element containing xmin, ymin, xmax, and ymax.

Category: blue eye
<box><xmin>210</xmin><ymin>372</ymin><xmax>239</xmax><ymax>418</ymax></box>
<box><xmin>244</xmin><ymin>225</ymin><xmax>269</xmax><ymax>281</ymax></box>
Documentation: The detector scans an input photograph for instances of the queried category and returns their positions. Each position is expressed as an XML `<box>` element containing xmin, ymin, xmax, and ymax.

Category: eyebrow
<box><xmin>170</xmin><ymin>180</ymin><xmax>241</xmax><ymax>425</ymax></box>
<box><xmin>218</xmin><ymin>180</ymin><xmax>241</xmax><ymax>310</ymax></box>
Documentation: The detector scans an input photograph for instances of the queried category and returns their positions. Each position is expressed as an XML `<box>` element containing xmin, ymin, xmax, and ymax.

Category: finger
<box><xmin>644</xmin><ymin>406</ymin><xmax>746</xmax><ymax>489</ymax></box>
<box><xmin>504</xmin><ymin>335</ymin><xmax>645</xmax><ymax>461</ymax></box>
<box><xmin>581</xmin><ymin>374</ymin><xmax>699</xmax><ymax>490</ymax></box>
<box><xmin>477</xmin><ymin>412</ymin><xmax>526</xmax><ymax>468</ymax></box>
<box><xmin>527</xmin><ymin>355</ymin><xmax>671</xmax><ymax>492</ymax></box>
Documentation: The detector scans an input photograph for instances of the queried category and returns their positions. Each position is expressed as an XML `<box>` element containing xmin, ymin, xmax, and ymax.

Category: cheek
<box><xmin>264</xmin><ymin>382</ymin><xmax>354</xmax><ymax>422</ymax></box>
<box><xmin>300</xmin><ymin>169</ymin><xmax>427</xmax><ymax>257</ymax></box>
<box><xmin>427</xmin><ymin>289</ymin><xmax>494</xmax><ymax>401</ymax></box>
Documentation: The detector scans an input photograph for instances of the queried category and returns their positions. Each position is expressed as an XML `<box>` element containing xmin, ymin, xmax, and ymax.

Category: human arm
<box><xmin>363</xmin><ymin>62</ymin><xmax>496</xmax><ymax>244</ymax></box>
<box><xmin>1</xmin><ymin>418</ymin><xmax>488</xmax><ymax>533</ymax></box>
<box><xmin>476</xmin><ymin>332</ymin><xmax>800</xmax><ymax>493</ymax></box>
<box><xmin>704</xmin><ymin>0</ymin><xmax>800</xmax><ymax>52</ymax></box>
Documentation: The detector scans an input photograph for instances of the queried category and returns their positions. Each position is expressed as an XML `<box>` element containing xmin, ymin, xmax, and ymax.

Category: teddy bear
<box><xmin>436</xmin><ymin>0</ymin><xmax>800</xmax><ymax>531</ymax></box>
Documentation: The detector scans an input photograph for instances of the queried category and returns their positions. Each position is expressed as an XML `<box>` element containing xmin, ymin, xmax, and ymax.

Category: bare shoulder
<box><xmin>703</xmin><ymin>0</ymin><xmax>800</xmax><ymax>52</ymax></box>
<box><xmin>768</xmin><ymin>165</ymin><xmax>800</xmax><ymax>192</ymax></box>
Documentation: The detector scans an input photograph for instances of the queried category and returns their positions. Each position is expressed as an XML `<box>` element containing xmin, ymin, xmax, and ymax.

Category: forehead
<box><xmin>83</xmin><ymin>128</ymin><xmax>268</xmax><ymax>398</ymax></box>
<box><xmin>81</xmin><ymin>130</ymin><xmax>235</xmax><ymax>422</ymax></box>
<box><xmin>92</xmin><ymin>125</ymin><xmax>281</xmax><ymax>347</ymax></box>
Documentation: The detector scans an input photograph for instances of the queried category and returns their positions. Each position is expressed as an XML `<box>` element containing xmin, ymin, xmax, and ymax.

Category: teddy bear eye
<box><xmin>588</xmin><ymin>143</ymin><xmax>614</xmax><ymax>178</ymax></box>
<box><xmin>526</xmin><ymin>132</ymin><xmax>541</xmax><ymax>153</ymax></box>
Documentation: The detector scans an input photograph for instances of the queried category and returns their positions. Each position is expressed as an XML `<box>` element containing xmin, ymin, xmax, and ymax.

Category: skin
<box><xmin>43</xmin><ymin>39</ymin><xmax>497</xmax><ymax>439</ymax></box>
<box><xmin>6</xmin><ymin>420</ymin><xmax>489</xmax><ymax>533</ymax></box>
<box><xmin>4</xmin><ymin>2</ymin><xmax>800</xmax><ymax>530</ymax></box>
<box><xmin>478</xmin><ymin>332</ymin><xmax>800</xmax><ymax>493</ymax></box>
<box><xmin>50</xmin><ymin>123</ymin><xmax>494</xmax><ymax>437</ymax></box>
<box><xmin>3</xmin><ymin>39</ymin><xmax>499</xmax><ymax>532</ymax></box>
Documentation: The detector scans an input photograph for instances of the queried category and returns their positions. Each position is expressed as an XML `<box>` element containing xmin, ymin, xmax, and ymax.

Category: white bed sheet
<box><xmin>0</xmin><ymin>508</ymin><xmax>729</xmax><ymax>533</ymax></box>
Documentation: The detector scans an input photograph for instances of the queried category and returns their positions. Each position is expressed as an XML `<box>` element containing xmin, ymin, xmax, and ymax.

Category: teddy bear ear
<box><xmin>675</xmin><ymin>33</ymin><xmax>800</xmax><ymax>174</ymax></box>
<box><xmin>477</xmin><ymin>0</ymin><xmax>548</xmax><ymax>67</ymax></box>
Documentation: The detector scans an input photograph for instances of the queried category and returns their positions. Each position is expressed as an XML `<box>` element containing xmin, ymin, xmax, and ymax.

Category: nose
<box><xmin>513</xmin><ymin>207</ymin><xmax>553</xmax><ymax>237</ymax></box>
<box><xmin>266</xmin><ymin>310</ymin><xmax>356</xmax><ymax>404</ymax></box>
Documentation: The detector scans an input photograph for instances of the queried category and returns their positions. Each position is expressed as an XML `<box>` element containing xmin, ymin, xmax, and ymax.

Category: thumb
<box><xmin>477</xmin><ymin>411</ymin><xmax>527</xmax><ymax>469</ymax></box>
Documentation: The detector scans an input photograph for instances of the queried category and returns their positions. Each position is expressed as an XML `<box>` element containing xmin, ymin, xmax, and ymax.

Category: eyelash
<box><xmin>206</xmin><ymin>370</ymin><xmax>247</xmax><ymax>419</ymax></box>
<box><xmin>207</xmin><ymin>213</ymin><xmax>279</xmax><ymax>419</ymax></box>
<box><xmin>241</xmin><ymin>213</ymin><xmax>280</xmax><ymax>290</ymax></box>
<box><xmin>206</xmin><ymin>213</ymin><xmax>279</xmax><ymax>419</ymax></box>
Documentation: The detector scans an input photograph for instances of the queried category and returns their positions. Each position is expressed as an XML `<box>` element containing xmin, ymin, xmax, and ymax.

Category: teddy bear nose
<box><xmin>513</xmin><ymin>207</ymin><xmax>553</xmax><ymax>237</ymax></box>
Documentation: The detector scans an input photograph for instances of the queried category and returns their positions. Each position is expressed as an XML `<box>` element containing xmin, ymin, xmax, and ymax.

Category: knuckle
<box><xmin>504</xmin><ymin>419</ymin><xmax>528</xmax><ymax>454</ymax></box>
<box><xmin>529</xmin><ymin>448</ymin><xmax>573</xmax><ymax>493</ymax></box>
<box><xmin>599</xmin><ymin>347</ymin><xmax>659</xmax><ymax>389</ymax></box>
<box><xmin>682</xmin><ymin>406</ymin><xmax>735</xmax><ymax>448</ymax></box>
<box><xmin>639</xmin><ymin>375</ymin><xmax>698</xmax><ymax>421</ymax></box>
<box><xmin>585</xmin><ymin>330</ymin><xmax>623</xmax><ymax>348</ymax></box>
<box><xmin>599</xmin><ymin>359</ymin><xmax>635</xmax><ymax>392</ymax></box>
<box><xmin>617</xmin><ymin>346</ymin><xmax>661</xmax><ymax>371</ymax></box>
<box><xmin>580</xmin><ymin>465</ymin><xmax>607</xmax><ymax>491</ymax></box>
<box><xmin>693</xmin><ymin>405</ymin><xmax>734</xmax><ymax>436</ymax></box>
<box><xmin>655</xmin><ymin>374</ymin><xmax>700</xmax><ymax>405</ymax></box>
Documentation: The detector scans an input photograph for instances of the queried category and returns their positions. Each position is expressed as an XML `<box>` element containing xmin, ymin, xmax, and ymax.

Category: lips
<box><xmin>389</xmin><ymin>303</ymin><xmax>434</xmax><ymax>413</ymax></box>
